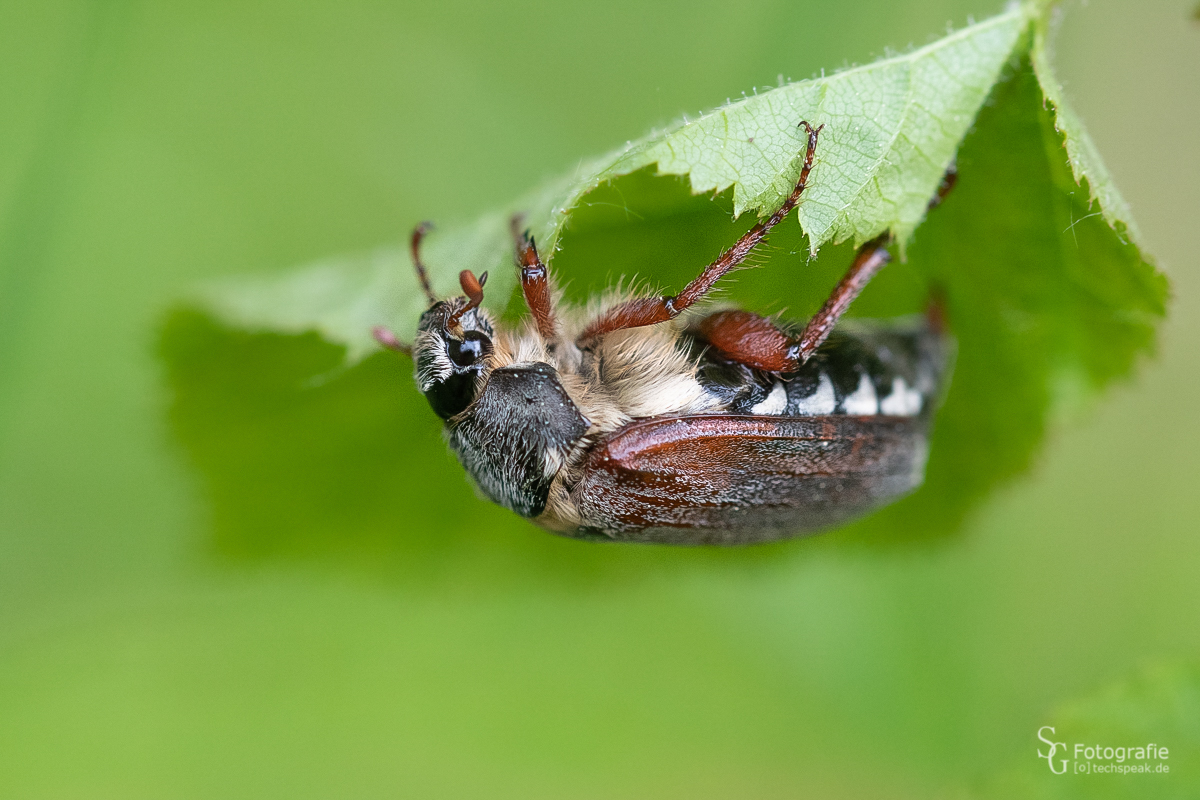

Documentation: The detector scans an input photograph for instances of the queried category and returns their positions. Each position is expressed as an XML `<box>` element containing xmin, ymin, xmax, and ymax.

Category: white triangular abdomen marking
<box><xmin>750</xmin><ymin>382</ymin><xmax>788</xmax><ymax>415</ymax></box>
<box><xmin>842</xmin><ymin>373</ymin><xmax>878</xmax><ymax>415</ymax></box>
<box><xmin>879</xmin><ymin>377</ymin><xmax>923</xmax><ymax>416</ymax></box>
<box><xmin>795</xmin><ymin>373</ymin><xmax>837</xmax><ymax>415</ymax></box>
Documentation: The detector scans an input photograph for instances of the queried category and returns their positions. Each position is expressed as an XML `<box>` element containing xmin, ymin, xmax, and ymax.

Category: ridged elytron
<box><xmin>375</xmin><ymin>123</ymin><xmax>953</xmax><ymax>544</ymax></box>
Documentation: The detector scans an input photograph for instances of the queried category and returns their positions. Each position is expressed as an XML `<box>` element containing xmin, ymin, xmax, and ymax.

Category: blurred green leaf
<box><xmin>983</xmin><ymin>661</ymin><xmax>1200</xmax><ymax>799</ymax></box>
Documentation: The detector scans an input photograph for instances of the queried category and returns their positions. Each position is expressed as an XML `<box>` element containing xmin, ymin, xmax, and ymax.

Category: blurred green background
<box><xmin>1</xmin><ymin>0</ymin><xmax>1198</xmax><ymax>797</ymax></box>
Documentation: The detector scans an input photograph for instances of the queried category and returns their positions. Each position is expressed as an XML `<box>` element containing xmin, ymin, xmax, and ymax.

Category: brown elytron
<box><xmin>574</xmin><ymin>414</ymin><xmax>927</xmax><ymax>544</ymax></box>
<box><xmin>385</xmin><ymin>121</ymin><xmax>954</xmax><ymax>544</ymax></box>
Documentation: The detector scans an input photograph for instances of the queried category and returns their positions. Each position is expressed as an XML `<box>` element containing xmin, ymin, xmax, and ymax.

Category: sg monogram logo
<box><xmin>1038</xmin><ymin>726</ymin><xmax>1069</xmax><ymax>774</ymax></box>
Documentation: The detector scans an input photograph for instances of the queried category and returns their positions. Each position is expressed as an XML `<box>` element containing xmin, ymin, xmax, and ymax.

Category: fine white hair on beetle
<box><xmin>413</xmin><ymin>328</ymin><xmax>453</xmax><ymax>391</ymax></box>
<box><xmin>592</xmin><ymin>324</ymin><xmax>720</xmax><ymax>420</ymax></box>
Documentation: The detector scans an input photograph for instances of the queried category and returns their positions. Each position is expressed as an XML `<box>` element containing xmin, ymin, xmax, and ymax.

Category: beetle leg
<box><xmin>788</xmin><ymin>234</ymin><xmax>891</xmax><ymax>364</ymax></box>
<box><xmin>693</xmin><ymin>234</ymin><xmax>891</xmax><ymax>370</ymax></box>
<box><xmin>578</xmin><ymin>121</ymin><xmax>824</xmax><ymax>344</ymax></box>
<box><xmin>410</xmin><ymin>221</ymin><xmax>438</xmax><ymax>305</ymax></box>
<box><xmin>511</xmin><ymin>215</ymin><xmax>558</xmax><ymax>341</ymax></box>
<box><xmin>693</xmin><ymin>310</ymin><xmax>795</xmax><ymax>372</ymax></box>
<box><xmin>781</xmin><ymin>166</ymin><xmax>953</xmax><ymax>363</ymax></box>
<box><xmin>694</xmin><ymin>159</ymin><xmax>955</xmax><ymax>371</ymax></box>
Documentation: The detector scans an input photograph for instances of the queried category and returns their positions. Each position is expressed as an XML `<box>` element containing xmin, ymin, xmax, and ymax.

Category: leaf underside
<box><xmin>181</xmin><ymin>3</ymin><xmax>1168</xmax><ymax>544</ymax></box>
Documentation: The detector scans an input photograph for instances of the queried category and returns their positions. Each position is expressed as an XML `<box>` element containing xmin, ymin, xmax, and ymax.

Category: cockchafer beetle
<box><xmin>375</xmin><ymin>122</ymin><xmax>954</xmax><ymax>544</ymax></box>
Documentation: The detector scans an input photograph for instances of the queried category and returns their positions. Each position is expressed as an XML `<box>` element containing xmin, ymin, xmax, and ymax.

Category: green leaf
<box><xmin>855</xmin><ymin>57</ymin><xmax>1167</xmax><ymax>538</ymax></box>
<box><xmin>620</xmin><ymin>10</ymin><xmax>1023</xmax><ymax>250</ymax></box>
<box><xmin>1030</xmin><ymin>3</ymin><xmax>1138</xmax><ymax>239</ymax></box>
<box><xmin>200</xmin><ymin>6</ymin><xmax>1029</xmax><ymax>348</ymax></box>
<box><xmin>182</xmin><ymin>3</ymin><xmax>1168</xmax><ymax>542</ymax></box>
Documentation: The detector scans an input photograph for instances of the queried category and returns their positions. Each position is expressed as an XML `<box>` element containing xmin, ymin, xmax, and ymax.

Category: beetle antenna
<box><xmin>447</xmin><ymin>269</ymin><xmax>487</xmax><ymax>329</ymax></box>
<box><xmin>411</xmin><ymin>221</ymin><xmax>438</xmax><ymax>304</ymax></box>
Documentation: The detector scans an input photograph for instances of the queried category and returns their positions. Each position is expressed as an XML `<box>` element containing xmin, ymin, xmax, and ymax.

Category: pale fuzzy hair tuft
<box><xmin>589</xmin><ymin>324</ymin><xmax>721</xmax><ymax>419</ymax></box>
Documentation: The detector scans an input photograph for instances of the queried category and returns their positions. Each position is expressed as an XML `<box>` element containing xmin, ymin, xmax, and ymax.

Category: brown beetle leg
<box><xmin>694</xmin><ymin>164</ymin><xmax>956</xmax><ymax>370</ymax></box>
<box><xmin>694</xmin><ymin>310</ymin><xmax>795</xmax><ymax>372</ymax></box>
<box><xmin>511</xmin><ymin>216</ymin><xmax>557</xmax><ymax>341</ymax></box>
<box><xmin>370</xmin><ymin>221</ymin><xmax>434</xmax><ymax>356</ymax></box>
<box><xmin>780</xmin><ymin>166</ymin><xmax>953</xmax><ymax>360</ymax></box>
<box><xmin>694</xmin><ymin>235</ymin><xmax>891</xmax><ymax>370</ymax></box>
<box><xmin>578</xmin><ymin>121</ymin><xmax>825</xmax><ymax>344</ymax></box>
<box><xmin>789</xmin><ymin>234</ymin><xmax>891</xmax><ymax>364</ymax></box>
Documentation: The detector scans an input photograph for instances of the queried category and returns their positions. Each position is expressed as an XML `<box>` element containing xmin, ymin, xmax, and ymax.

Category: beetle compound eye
<box><xmin>448</xmin><ymin>332</ymin><xmax>489</xmax><ymax>367</ymax></box>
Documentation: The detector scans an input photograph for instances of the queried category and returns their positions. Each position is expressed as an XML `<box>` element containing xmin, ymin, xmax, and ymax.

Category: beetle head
<box><xmin>413</xmin><ymin>269</ymin><xmax>495</xmax><ymax>420</ymax></box>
